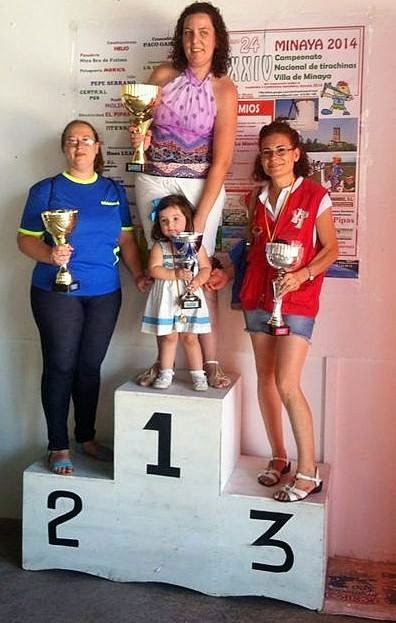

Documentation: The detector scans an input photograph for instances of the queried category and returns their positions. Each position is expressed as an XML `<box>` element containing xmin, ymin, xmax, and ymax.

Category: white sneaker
<box><xmin>190</xmin><ymin>371</ymin><xmax>208</xmax><ymax>392</ymax></box>
<box><xmin>153</xmin><ymin>369</ymin><xmax>173</xmax><ymax>389</ymax></box>
<box><xmin>192</xmin><ymin>377</ymin><xmax>208</xmax><ymax>391</ymax></box>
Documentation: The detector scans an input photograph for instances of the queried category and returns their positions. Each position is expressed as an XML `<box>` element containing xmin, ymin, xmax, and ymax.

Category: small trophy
<box><xmin>121</xmin><ymin>83</ymin><xmax>159</xmax><ymax>173</ymax></box>
<box><xmin>265</xmin><ymin>240</ymin><xmax>303</xmax><ymax>336</ymax></box>
<box><xmin>41</xmin><ymin>209</ymin><xmax>79</xmax><ymax>292</ymax></box>
<box><xmin>171</xmin><ymin>233</ymin><xmax>204</xmax><ymax>311</ymax></box>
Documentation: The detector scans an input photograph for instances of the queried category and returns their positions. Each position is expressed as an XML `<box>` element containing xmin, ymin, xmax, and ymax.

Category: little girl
<box><xmin>141</xmin><ymin>194</ymin><xmax>211</xmax><ymax>391</ymax></box>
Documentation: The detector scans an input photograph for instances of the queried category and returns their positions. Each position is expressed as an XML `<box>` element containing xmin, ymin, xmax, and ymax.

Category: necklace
<box><xmin>263</xmin><ymin>180</ymin><xmax>295</xmax><ymax>242</ymax></box>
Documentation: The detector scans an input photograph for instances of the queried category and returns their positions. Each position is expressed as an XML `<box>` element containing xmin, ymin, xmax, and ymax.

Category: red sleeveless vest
<box><xmin>240</xmin><ymin>178</ymin><xmax>328</xmax><ymax>318</ymax></box>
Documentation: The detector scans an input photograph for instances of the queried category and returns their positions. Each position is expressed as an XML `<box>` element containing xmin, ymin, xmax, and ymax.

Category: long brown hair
<box><xmin>61</xmin><ymin>120</ymin><xmax>104</xmax><ymax>175</ymax></box>
<box><xmin>170</xmin><ymin>2</ymin><xmax>230</xmax><ymax>77</ymax></box>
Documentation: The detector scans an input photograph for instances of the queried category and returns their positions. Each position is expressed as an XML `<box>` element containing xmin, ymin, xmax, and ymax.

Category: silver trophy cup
<box><xmin>171</xmin><ymin>232</ymin><xmax>203</xmax><ymax>310</ymax></box>
<box><xmin>265</xmin><ymin>240</ymin><xmax>303</xmax><ymax>336</ymax></box>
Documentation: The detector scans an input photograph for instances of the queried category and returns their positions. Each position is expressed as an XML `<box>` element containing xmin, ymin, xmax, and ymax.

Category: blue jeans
<box><xmin>31</xmin><ymin>287</ymin><xmax>121</xmax><ymax>450</ymax></box>
<box><xmin>243</xmin><ymin>308</ymin><xmax>315</xmax><ymax>341</ymax></box>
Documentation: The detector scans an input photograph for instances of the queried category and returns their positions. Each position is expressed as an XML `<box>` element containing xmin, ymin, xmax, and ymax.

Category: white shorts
<box><xmin>134</xmin><ymin>173</ymin><xmax>226</xmax><ymax>256</ymax></box>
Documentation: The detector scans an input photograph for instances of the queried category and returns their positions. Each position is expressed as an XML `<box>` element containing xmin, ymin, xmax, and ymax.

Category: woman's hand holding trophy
<box><xmin>121</xmin><ymin>83</ymin><xmax>160</xmax><ymax>172</ymax></box>
<box><xmin>265</xmin><ymin>239</ymin><xmax>303</xmax><ymax>336</ymax></box>
<box><xmin>41</xmin><ymin>209</ymin><xmax>79</xmax><ymax>292</ymax></box>
<box><xmin>171</xmin><ymin>232</ymin><xmax>204</xmax><ymax>310</ymax></box>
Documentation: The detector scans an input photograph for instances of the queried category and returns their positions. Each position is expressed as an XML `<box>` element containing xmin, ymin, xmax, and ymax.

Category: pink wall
<box><xmin>219</xmin><ymin>2</ymin><xmax>396</xmax><ymax>563</ymax></box>
<box><xmin>326</xmin><ymin>359</ymin><xmax>396</xmax><ymax>561</ymax></box>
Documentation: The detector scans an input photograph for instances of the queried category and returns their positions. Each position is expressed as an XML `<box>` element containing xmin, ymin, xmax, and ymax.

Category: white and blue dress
<box><xmin>142</xmin><ymin>240</ymin><xmax>211</xmax><ymax>336</ymax></box>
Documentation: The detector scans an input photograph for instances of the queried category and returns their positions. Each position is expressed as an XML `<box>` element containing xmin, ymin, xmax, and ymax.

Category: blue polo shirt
<box><xmin>19</xmin><ymin>172</ymin><xmax>133</xmax><ymax>296</ymax></box>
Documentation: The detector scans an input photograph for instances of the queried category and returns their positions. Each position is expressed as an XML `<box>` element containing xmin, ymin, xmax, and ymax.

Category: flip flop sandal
<box><xmin>48</xmin><ymin>452</ymin><xmax>74</xmax><ymax>475</ymax></box>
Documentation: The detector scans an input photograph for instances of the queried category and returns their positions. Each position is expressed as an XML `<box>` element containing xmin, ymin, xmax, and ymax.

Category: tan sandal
<box><xmin>273</xmin><ymin>468</ymin><xmax>322</xmax><ymax>502</ymax></box>
<box><xmin>257</xmin><ymin>456</ymin><xmax>291</xmax><ymax>487</ymax></box>
<box><xmin>203</xmin><ymin>361</ymin><xmax>231</xmax><ymax>389</ymax></box>
<box><xmin>135</xmin><ymin>361</ymin><xmax>160</xmax><ymax>387</ymax></box>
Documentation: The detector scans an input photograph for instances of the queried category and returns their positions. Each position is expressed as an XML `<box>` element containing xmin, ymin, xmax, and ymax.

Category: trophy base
<box><xmin>126</xmin><ymin>162</ymin><xmax>145</xmax><ymax>173</ymax></box>
<box><xmin>180</xmin><ymin>297</ymin><xmax>201</xmax><ymax>310</ymax></box>
<box><xmin>53</xmin><ymin>281</ymin><xmax>80</xmax><ymax>293</ymax></box>
<box><xmin>268</xmin><ymin>324</ymin><xmax>290</xmax><ymax>337</ymax></box>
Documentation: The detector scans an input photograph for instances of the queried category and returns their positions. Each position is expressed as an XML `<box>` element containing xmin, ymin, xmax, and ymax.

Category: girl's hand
<box><xmin>187</xmin><ymin>277</ymin><xmax>200</xmax><ymax>293</ymax></box>
<box><xmin>128</xmin><ymin>125</ymin><xmax>152</xmax><ymax>150</ymax></box>
<box><xmin>50</xmin><ymin>244</ymin><xmax>73</xmax><ymax>266</ymax></box>
<box><xmin>175</xmin><ymin>267</ymin><xmax>193</xmax><ymax>282</ymax></box>
<box><xmin>204</xmin><ymin>268</ymin><xmax>230</xmax><ymax>291</ymax></box>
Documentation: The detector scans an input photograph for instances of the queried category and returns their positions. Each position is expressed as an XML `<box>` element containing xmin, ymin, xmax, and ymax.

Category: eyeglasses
<box><xmin>260</xmin><ymin>147</ymin><xmax>294</xmax><ymax>159</ymax></box>
<box><xmin>64</xmin><ymin>137</ymin><xmax>97</xmax><ymax>147</ymax></box>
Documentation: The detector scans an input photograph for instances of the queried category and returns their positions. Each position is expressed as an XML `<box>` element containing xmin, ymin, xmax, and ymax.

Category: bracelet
<box><xmin>306</xmin><ymin>266</ymin><xmax>314</xmax><ymax>282</ymax></box>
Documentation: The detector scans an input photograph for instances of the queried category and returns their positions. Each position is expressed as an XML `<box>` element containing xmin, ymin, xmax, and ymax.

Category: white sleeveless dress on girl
<box><xmin>141</xmin><ymin>240</ymin><xmax>211</xmax><ymax>336</ymax></box>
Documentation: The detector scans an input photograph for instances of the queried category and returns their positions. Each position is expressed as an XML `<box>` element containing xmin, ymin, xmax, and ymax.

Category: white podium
<box><xmin>23</xmin><ymin>373</ymin><xmax>329</xmax><ymax>610</ymax></box>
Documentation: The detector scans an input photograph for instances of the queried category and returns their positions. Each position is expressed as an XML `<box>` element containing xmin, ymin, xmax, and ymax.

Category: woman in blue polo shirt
<box><xmin>17</xmin><ymin>120</ymin><xmax>147</xmax><ymax>475</ymax></box>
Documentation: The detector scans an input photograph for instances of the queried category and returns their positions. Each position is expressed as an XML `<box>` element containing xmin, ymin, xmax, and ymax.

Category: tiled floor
<box><xmin>323</xmin><ymin>556</ymin><xmax>396</xmax><ymax>620</ymax></box>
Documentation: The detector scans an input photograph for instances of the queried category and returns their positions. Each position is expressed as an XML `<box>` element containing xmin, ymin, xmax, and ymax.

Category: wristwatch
<box><xmin>307</xmin><ymin>266</ymin><xmax>315</xmax><ymax>281</ymax></box>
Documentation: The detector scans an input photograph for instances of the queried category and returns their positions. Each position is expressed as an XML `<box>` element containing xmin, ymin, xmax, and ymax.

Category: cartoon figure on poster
<box><xmin>321</xmin><ymin>81</ymin><xmax>353</xmax><ymax>116</ymax></box>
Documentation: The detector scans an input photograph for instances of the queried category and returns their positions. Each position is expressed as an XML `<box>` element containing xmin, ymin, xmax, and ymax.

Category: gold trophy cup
<box><xmin>41</xmin><ymin>209</ymin><xmax>79</xmax><ymax>292</ymax></box>
<box><xmin>121</xmin><ymin>83</ymin><xmax>159</xmax><ymax>173</ymax></box>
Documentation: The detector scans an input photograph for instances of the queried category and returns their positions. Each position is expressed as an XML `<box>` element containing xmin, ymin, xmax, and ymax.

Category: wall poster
<box><xmin>75</xmin><ymin>24</ymin><xmax>364</xmax><ymax>278</ymax></box>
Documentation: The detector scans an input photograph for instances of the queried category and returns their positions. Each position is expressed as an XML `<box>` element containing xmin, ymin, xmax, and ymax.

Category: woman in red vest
<box><xmin>240</xmin><ymin>120</ymin><xmax>338</xmax><ymax>501</ymax></box>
